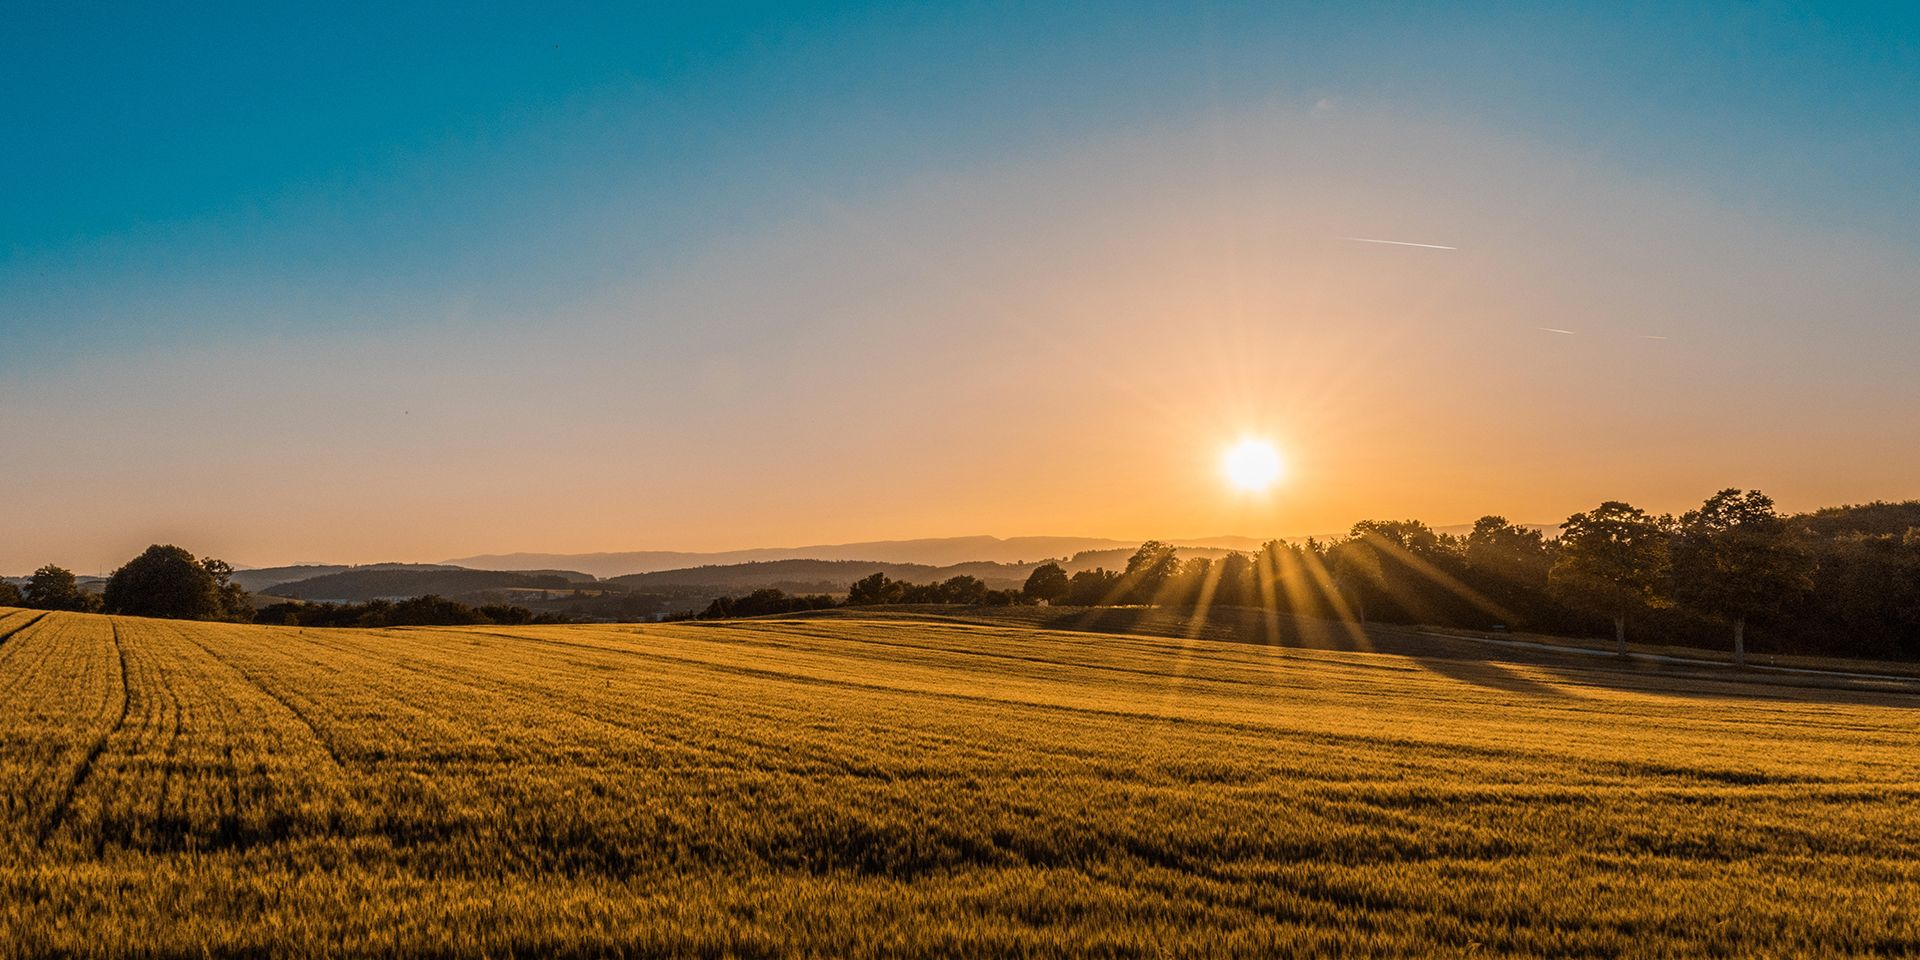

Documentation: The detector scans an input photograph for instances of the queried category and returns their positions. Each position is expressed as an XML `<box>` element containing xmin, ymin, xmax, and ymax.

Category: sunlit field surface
<box><xmin>3</xmin><ymin>605</ymin><xmax>1919</xmax><ymax>958</ymax></box>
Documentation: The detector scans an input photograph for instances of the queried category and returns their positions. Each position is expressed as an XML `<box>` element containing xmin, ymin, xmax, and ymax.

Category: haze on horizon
<box><xmin>4</xmin><ymin>3</ymin><xmax>1917</xmax><ymax>573</ymax></box>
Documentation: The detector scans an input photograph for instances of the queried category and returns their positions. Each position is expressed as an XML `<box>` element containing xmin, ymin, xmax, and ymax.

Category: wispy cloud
<box><xmin>1536</xmin><ymin>327</ymin><xmax>1577</xmax><ymax>335</ymax></box>
<box><xmin>1345</xmin><ymin>237</ymin><xmax>1457</xmax><ymax>250</ymax></box>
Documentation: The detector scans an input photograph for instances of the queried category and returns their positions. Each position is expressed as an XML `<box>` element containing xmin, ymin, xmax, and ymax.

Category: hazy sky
<box><xmin>4</xmin><ymin>3</ymin><xmax>1918</xmax><ymax>572</ymax></box>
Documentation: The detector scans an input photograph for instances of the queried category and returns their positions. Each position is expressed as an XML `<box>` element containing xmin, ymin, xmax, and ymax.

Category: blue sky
<box><xmin>6</xmin><ymin>3</ymin><xmax>1914</xmax><ymax>363</ymax></box>
<box><xmin>4</xmin><ymin>3</ymin><xmax>1918</xmax><ymax>568</ymax></box>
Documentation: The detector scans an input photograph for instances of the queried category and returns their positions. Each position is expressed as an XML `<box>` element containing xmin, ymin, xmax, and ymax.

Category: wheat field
<box><xmin>2</xmin><ymin>604</ymin><xmax>1918</xmax><ymax>958</ymax></box>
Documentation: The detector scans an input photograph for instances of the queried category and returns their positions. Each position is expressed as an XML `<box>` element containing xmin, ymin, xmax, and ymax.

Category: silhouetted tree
<box><xmin>1465</xmin><ymin>516</ymin><xmax>1552</xmax><ymax>583</ymax></box>
<box><xmin>1213</xmin><ymin>552</ymin><xmax>1255</xmax><ymax>608</ymax></box>
<box><xmin>1550</xmin><ymin>501</ymin><xmax>1669</xmax><ymax>655</ymax></box>
<box><xmin>1780</xmin><ymin>513</ymin><xmax>1920</xmax><ymax>659</ymax></box>
<box><xmin>104</xmin><ymin>545</ymin><xmax>226</xmax><ymax>621</ymax></box>
<box><xmin>1022</xmin><ymin>562</ymin><xmax>1070</xmax><ymax>604</ymax></box>
<box><xmin>1670</xmin><ymin>489</ymin><xmax>1814</xmax><ymax>666</ymax></box>
<box><xmin>846</xmin><ymin>572</ymin><xmax>903</xmax><ymax>606</ymax></box>
<box><xmin>24</xmin><ymin>565</ymin><xmax>93</xmax><ymax>611</ymax></box>
<box><xmin>1329</xmin><ymin>539</ymin><xmax>1384</xmax><ymax>623</ymax></box>
<box><xmin>1463</xmin><ymin>516</ymin><xmax>1557</xmax><ymax>627</ymax></box>
<box><xmin>1063</xmin><ymin>568</ymin><xmax>1122</xmax><ymax>606</ymax></box>
<box><xmin>1255</xmin><ymin>539</ymin><xmax>1326</xmax><ymax>619</ymax></box>
<box><xmin>702</xmin><ymin>588</ymin><xmax>839</xmax><ymax>618</ymax></box>
<box><xmin>1350</xmin><ymin>519</ymin><xmax>1441</xmax><ymax>556</ymax></box>
<box><xmin>255</xmin><ymin>596</ymin><xmax>562</xmax><ymax>627</ymax></box>
<box><xmin>0</xmin><ymin>581</ymin><xmax>23</xmax><ymax>607</ymax></box>
<box><xmin>1158</xmin><ymin>556</ymin><xmax>1206</xmax><ymax>607</ymax></box>
<box><xmin>938</xmin><ymin>575</ymin><xmax>991</xmax><ymax>604</ymax></box>
<box><xmin>1123</xmin><ymin>541</ymin><xmax>1181</xmax><ymax>604</ymax></box>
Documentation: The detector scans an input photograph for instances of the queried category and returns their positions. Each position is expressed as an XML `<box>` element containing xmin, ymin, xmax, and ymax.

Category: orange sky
<box><xmin>5</xmin><ymin>106</ymin><xmax>1916</xmax><ymax>573</ymax></box>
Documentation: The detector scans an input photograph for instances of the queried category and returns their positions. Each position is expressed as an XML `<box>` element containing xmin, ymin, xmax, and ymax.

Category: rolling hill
<box><xmin>261</xmin><ymin>567</ymin><xmax>596</xmax><ymax>602</ymax></box>
<box><xmin>227</xmin><ymin>562</ymin><xmax>470</xmax><ymax>594</ymax></box>
<box><xmin>445</xmin><ymin>534</ymin><xmax>1274</xmax><ymax>578</ymax></box>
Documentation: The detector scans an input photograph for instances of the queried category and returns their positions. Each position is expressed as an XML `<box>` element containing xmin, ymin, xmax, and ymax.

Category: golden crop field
<box><xmin>2</xmin><ymin>604</ymin><xmax>1919</xmax><ymax>958</ymax></box>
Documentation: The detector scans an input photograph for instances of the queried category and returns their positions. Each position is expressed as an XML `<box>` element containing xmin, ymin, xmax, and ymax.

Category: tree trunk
<box><xmin>1614</xmin><ymin>616</ymin><xmax>1627</xmax><ymax>658</ymax></box>
<box><xmin>1734</xmin><ymin>617</ymin><xmax>1746</xmax><ymax>668</ymax></box>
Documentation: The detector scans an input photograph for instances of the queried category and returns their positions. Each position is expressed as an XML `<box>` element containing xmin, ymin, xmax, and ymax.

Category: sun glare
<box><xmin>1221</xmin><ymin>438</ymin><xmax>1285</xmax><ymax>493</ymax></box>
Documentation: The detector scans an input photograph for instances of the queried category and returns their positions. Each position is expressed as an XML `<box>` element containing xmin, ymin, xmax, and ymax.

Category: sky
<box><xmin>3</xmin><ymin>2</ymin><xmax>1918</xmax><ymax>572</ymax></box>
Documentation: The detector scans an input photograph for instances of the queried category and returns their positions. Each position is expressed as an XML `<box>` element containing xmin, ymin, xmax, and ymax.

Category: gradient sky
<box><xmin>4</xmin><ymin>2</ymin><xmax>1918</xmax><ymax>572</ymax></box>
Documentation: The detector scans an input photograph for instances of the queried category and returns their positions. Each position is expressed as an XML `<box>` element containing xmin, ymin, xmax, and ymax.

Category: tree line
<box><xmin>1</xmin><ymin>546</ymin><xmax>253</xmax><ymax>621</ymax></box>
<box><xmin>10</xmin><ymin>493</ymin><xmax>1918</xmax><ymax>660</ymax></box>
<box><xmin>3</xmin><ymin>544</ymin><xmax>560</xmax><ymax>628</ymax></box>
<box><xmin>691</xmin><ymin>491</ymin><xmax>1920</xmax><ymax>663</ymax></box>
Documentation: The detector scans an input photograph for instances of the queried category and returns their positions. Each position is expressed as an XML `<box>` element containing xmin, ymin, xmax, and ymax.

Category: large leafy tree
<box><xmin>0</xmin><ymin>579</ymin><xmax>24</xmax><ymax>607</ymax></box>
<box><xmin>1465</xmin><ymin>516</ymin><xmax>1553</xmax><ymax>586</ymax></box>
<box><xmin>1350</xmin><ymin>519</ymin><xmax>1441</xmax><ymax>556</ymax></box>
<box><xmin>1063</xmin><ymin>568</ymin><xmax>1122</xmax><ymax>606</ymax></box>
<box><xmin>104</xmin><ymin>545</ymin><xmax>243</xmax><ymax>621</ymax></box>
<box><xmin>845</xmin><ymin>572</ymin><xmax>903</xmax><ymax>606</ymax></box>
<box><xmin>1122</xmin><ymin>541</ymin><xmax>1181</xmax><ymax>604</ymax></box>
<box><xmin>1549</xmin><ymin>501</ymin><xmax>1669</xmax><ymax>656</ymax></box>
<box><xmin>1021</xmin><ymin>562</ymin><xmax>1070</xmax><ymax>604</ymax></box>
<box><xmin>1670</xmin><ymin>489</ymin><xmax>1813</xmax><ymax>666</ymax></box>
<box><xmin>24</xmin><ymin>564</ymin><xmax>94</xmax><ymax>611</ymax></box>
<box><xmin>1211</xmin><ymin>552</ymin><xmax>1256</xmax><ymax>608</ymax></box>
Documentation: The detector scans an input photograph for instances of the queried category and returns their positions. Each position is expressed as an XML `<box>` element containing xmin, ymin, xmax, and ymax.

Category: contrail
<box><xmin>1345</xmin><ymin>237</ymin><xmax>1458</xmax><ymax>250</ymax></box>
<box><xmin>1641</xmin><ymin>335</ymin><xmax>1669</xmax><ymax>340</ymax></box>
<box><xmin>1537</xmin><ymin>327</ymin><xmax>1576</xmax><ymax>335</ymax></box>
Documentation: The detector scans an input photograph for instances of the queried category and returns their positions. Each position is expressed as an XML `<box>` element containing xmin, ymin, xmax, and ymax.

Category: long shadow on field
<box><xmin>1413</xmin><ymin>655</ymin><xmax>1571</xmax><ymax>700</ymax></box>
<box><xmin>793</xmin><ymin>605</ymin><xmax>1920</xmax><ymax>707</ymax></box>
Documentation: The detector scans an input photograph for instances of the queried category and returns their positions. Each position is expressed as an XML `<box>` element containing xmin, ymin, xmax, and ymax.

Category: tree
<box><xmin>1213</xmin><ymin>552</ymin><xmax>1256</xmax><ymax>608</ymax></box>
<box><xmin>1549</xmin><ymin>501</ymin><xmax>1669</xmax><ymax>656</ymax></box>
<box><xmin>846</xmin><ymin>572</ymin><xmax>902</xmax><ymax>606</ymax></box>
<box><xmin>1123</xmin><ymin>541</ymin><xmax>1181</xmax><ymax>604</ymax></box>
<box><xmin>1464</xmin><ymin>516</ymin><xmax>1556</xmax><ymax>626</ymax></box>
<box><xmin>1022</xmin><ymin>562</ymin><xmax>1070</xmax><ymax>604</ymax></box>
<box><xmin>1465</xmin><ymin>516</ymin><xmax>1552</xmax><ymax>583</ymax></box>
<box><xmin>200</xmin><ymin>557</ymin><xmax>254</xmax><ymax>622</ymax></box>
<box><xmin>24</xmin><ymin>565</ymin><xmax>93</xmax><ymax>611</ymax></box>
<box><xmin>0</xmin><ymin>580</ymin><xmax>23</xmax><ymax>607</ymax></box>
<box><xmin>1329</xmin><ymin>539</ymin><xmax>1384</xmax><ymax>624</ymax></box>
<box><xmin>104</xmin><ymin>545</ymin><xmax>224</xmax><ymax>620</ymax></box>
<box><xmin>1063</xmin><ymin>568</ymin><xmax>1122</xmax><ymax>606</ymax></box>
<box><xmin>1670</xmin><ymin>489</ymin><xmax>1814</xmax><ymax>666</ymax></box>
<box><xmin>937</xmin><ymin>575</ymin><xmax>991</xmax><ymax>605</ymax></box>
<box><xmin>1350</xmin><ymin>519</ymin><xmax>1441</xmax><ymax>556</ymax></box>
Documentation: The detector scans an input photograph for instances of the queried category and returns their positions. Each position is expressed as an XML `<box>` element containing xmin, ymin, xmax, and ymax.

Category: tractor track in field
<box><xmin>0</xmin><ymin>611</ymin><xmax>50</xmax><ymax>667</ymax></box>
<box><xmin>170</xmin><ymin>627</ymin><xmax>350</xmax><ymax>774</ymax></box>
<box><xmin>287</xmin><ymin>627</ymin><xmax>739</xmax><ymax>767</ymax></box>
<box><xmin>36</xmin><ymin>619</ymin><xmax>132</xmax><ymax>847</ymax></box>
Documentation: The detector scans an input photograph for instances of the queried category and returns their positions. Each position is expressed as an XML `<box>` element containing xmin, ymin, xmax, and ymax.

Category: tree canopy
<box><xmin>1548</xmin><ymin>501</ymin><xmax>1671</xmax><ymax>654</ymax></box>
<box><xmin>24</xmin><ymin>565</ymin><xmax>94</xmax><ymax>611</ymax></box>
<box><xmin>1670</xmin><ymin>489</ymin><xmax>1813</xmax><ymax>664</ymax></box>
<box><xmin>1022</xmin><ymin>562</ymin><xmax>1070</xmax><ymax>603</ymax></box>
<box><xmin>103</xmin><ymin>545</ymin><xmax>251</xmax><ymax>622</ymax></box>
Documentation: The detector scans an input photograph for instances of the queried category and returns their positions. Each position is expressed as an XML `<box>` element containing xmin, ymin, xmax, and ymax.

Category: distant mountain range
<box><xmin>445</xmin><ymin>535</ymin><xmax>1273</xmax><ymax>579</ymax></box>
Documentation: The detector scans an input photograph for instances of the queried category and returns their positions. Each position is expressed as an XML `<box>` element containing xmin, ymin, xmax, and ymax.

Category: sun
<box><xmin>1221</xmin><ymin>438</ymin><xmax>1285</xmax><ymax>493</ymax></box>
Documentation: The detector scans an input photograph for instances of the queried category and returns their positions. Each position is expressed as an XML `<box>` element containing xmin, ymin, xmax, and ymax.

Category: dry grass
<box><xmin>2</xmin><ymin>604</ymin><xmax>1918</xmax><ymax>957</ymax></box>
